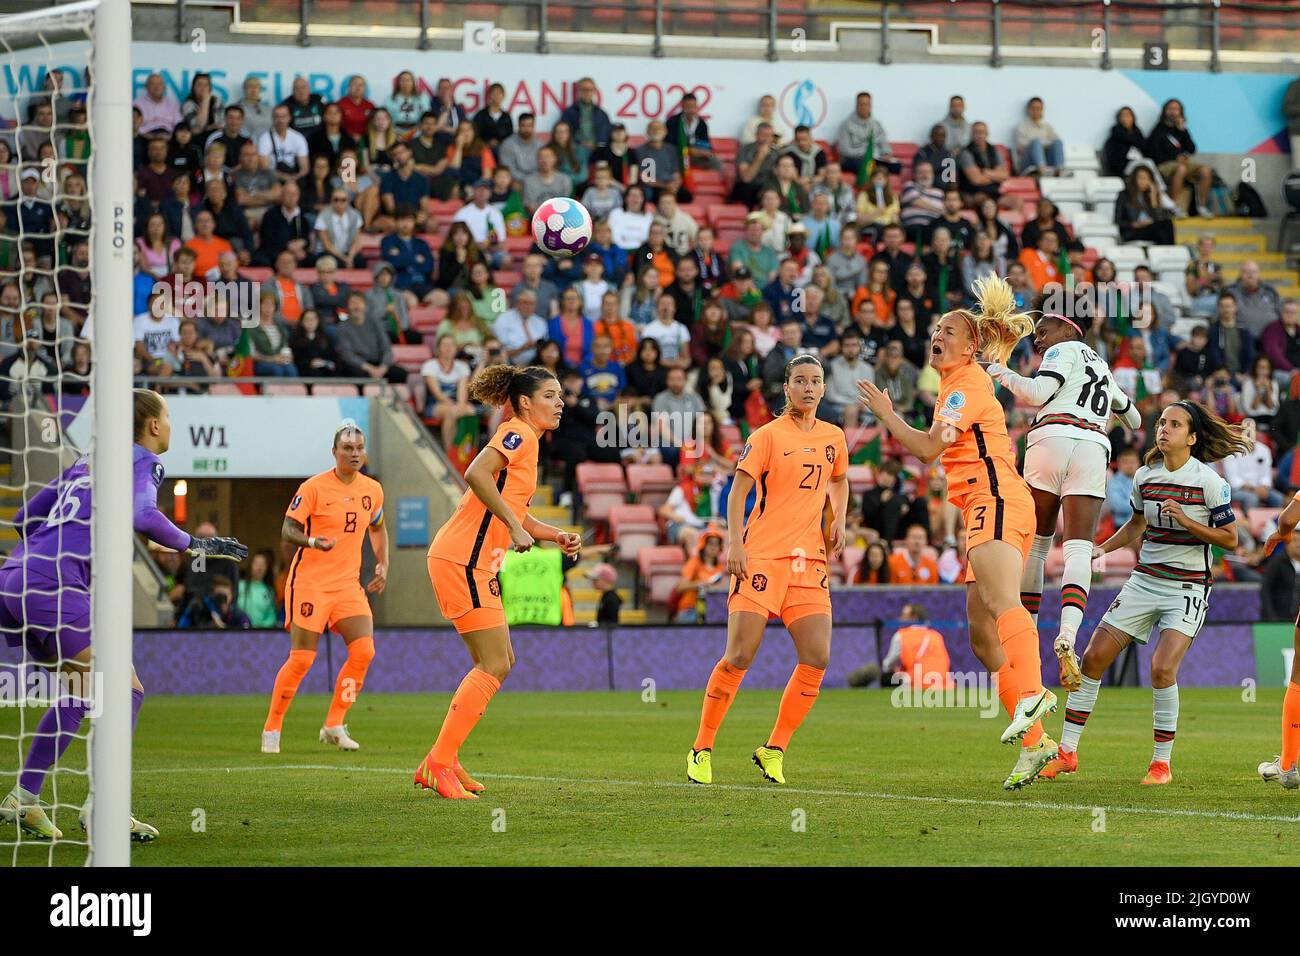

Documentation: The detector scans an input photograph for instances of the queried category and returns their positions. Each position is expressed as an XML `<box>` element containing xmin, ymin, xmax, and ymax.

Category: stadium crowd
<box><xmin>2</xmin><ymin>68</ymin><xmax>1299</xmax><ymax>617</ymax></box>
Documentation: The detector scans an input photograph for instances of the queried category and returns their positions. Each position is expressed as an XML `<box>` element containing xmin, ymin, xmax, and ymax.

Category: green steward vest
<box><xmin>499</xmin><ymin>547</ymin><xmax>564</xmax><ymax>626</ymax></box>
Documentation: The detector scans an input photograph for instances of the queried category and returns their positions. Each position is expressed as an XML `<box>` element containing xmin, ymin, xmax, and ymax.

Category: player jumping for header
<box><xmin>984</xmin><ymin>309</ymin><xmax>1141</xmax><ymax>691</ymax></box>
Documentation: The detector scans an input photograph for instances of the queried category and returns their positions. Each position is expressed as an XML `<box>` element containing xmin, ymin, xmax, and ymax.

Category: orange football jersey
<box><xmin>285</xmin><ymin>468</ymin><xmax>385</xmax><ymax>593</ymax></box>
<box><xmin>429</xmin><ymin>419</ymin><xmax>540</xmax><ymax>573</ymax></box>
<box><xmin>736</xmin><ymin>413</ymin><xmax>848</xmax><ymax>562</ymax></box>
<box><xmin>934</xmin><ymin>362</ymin><xmax>1025</xmax><ymax>509</ymax></box>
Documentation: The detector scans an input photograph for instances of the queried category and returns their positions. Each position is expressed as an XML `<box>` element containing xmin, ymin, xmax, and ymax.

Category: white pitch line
<box><xmin>136</xmin><ymin>763</ymin><xmax>1300</xmax><ymax>824</ymax></box>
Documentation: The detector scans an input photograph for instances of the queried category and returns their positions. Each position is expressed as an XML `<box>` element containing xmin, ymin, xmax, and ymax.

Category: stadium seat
<box><xmin>1247</xmin><ymin>507</ymin><xmax>1281</xmax><ymax>541</ymax></box>
<box><xmin>840</xmin><ymin>545</ymin><xmax>865</xmax><ymax>583</ymax></box>
<box><xmin>577</xmin><ymin>462</ymin><xmax>628</xmax><ymax>523</ymax></box>
<box><xmin>1085</xmin><ymin>177</ymin><xmax>1125</xmax><ymax>206</ymax></box>
<box><xmin>1104</xmin><ymin>245</ymin><xmax>1147</xmax><ymax>271</ymax></box>
<box><xmin>626</xmin><ymin>462</ymin><xmax>676</xmax><ymax>508</ymax></box>
<box><xmin>1039</xmin><ymin>177</ymin><xmax>1086</xmax><ymax>204</ymax></box>
<box><xmin>312</xmin><ymin>383</ymin><xmax>361</xmax><ymax>397</ymax></box>
<box><xmin>208</xmin><ymin>383</ymin><xmax>243</xmax><ymax>396</ymax></box>
<box><xmin>846</xmin><ymin>465</ymin><xmax>875</xmax><ymax>496</ymax></box>
<box><xmin>1063</xmin><ymin>143</ymin><xmax>1101</xmax><ymax>173</ymax></box>
<box><xmin>637</xmin><ymin>545</ymin><xmax>688</xmax><ymax>607</ymax></box>
<box><xmin>392</xmin><ymin>344</ymin><xmax>433</xmax><ymax>366</ymax></box>
<box><xmin>1146</xmin><ymin>244</ymin><xmax>1192</xmax><ymax>274</ymax></box>
<box><xmin>610</xmin><ymin>503</ymin><xmax>661</xmax><ymax>556</ymax></box>
<box><xmin>262</xmin><ymin>383</ymin><xmax>309</xmax><ymax>396</ymax></box>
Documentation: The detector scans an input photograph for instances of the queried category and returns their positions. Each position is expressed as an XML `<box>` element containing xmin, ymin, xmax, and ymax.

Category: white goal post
<box><xmin>0</xmin><ymin>0</ymin><xmax>134</xmax><ymax>867</ymax></box>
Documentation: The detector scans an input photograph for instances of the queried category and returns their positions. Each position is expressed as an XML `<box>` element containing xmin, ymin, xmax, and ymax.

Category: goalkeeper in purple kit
<box><xmin>0</xmin><ymin>389</ymin><xmax>248</xmax><ymax>842</ymax></box>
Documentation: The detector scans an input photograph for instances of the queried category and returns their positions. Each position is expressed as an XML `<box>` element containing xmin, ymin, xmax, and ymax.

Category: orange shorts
<box><xmin>428</xmin><ymin>556</ymin><xmax>506</xmax><ymax>635</ymax></box>
<box><xmin>960</xmin><ymin>492</ymin><xmax>1036</xmax><ymax>583</ymax></box>
<box><xmin>727</xmin><ymin>557</ymin><xmax>831</xmax><ymax>627</ymax></box>
<box><xmin>285</xmin><ymin>584</ymin><xmax>372</xmax><ymax>633</ymax></box>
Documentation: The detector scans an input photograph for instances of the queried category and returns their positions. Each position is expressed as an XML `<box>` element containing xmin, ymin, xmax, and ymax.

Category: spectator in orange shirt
<box><xmin>672</xmin><ymin>529</ymin><xmax>725</xmax><ymax>623</ymax></box>
<box><xmin>1017</xmin><ymin>230</ymin><xmax>1063</xmax><ymax>293</ymax></box>
<box><xmin>883</xmin><ymin>603</ymin><xmax>955</xmax><ymax>690</ymax></box>
<box><xmin>183</xmin><ymin>209</ymin><xmax>233</xmax><ymax>277</ymax></box>
<box><xmin>887</xmin><ymin>524</ymin><xmax>941</xmax><ymax>585</ymax></box>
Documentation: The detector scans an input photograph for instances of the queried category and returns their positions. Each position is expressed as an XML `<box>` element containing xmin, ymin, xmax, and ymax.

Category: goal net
<box><xmin>0</xmin><ymin>0</ymin><xmax>133</xmax><ymax>867</ymax></box>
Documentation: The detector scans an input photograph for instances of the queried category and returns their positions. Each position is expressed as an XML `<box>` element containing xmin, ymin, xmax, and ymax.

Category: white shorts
<box><xmin>1099</xmin><ymin>573</ymin><xmax>1211</xmax><ymax>644</ymax></box>
<box><xmin>1023</xmin><ymin>436</ymin><xmax>1109</xmax><ymax>499</ymax></box>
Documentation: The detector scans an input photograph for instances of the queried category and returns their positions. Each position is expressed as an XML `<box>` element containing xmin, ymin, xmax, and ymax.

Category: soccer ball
<box><xmin>531</xmin><ymin>198</ymin><xmax>593</xmax><ymax>258</ymax></box>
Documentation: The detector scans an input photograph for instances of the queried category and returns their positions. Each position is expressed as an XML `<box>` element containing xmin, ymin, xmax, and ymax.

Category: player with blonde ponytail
<box><xmin>860</xmin><ymin>276</ymin><xmax>1058</xmax><ymax>790</ymax></box>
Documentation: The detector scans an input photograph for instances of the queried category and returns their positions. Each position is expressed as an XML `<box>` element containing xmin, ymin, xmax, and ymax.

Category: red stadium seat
<box><xmin>392</xmin><ymin>344</ymin><xmax>433</xmax><ymax>367</ymax></box>
<box><xmin>637</xmin><ymin>545</ymin><xmax>688</xmax><ymax>606</ymax></box>
<box><xmin>846</xmin><ymin>465</ymin><xmax>875</xmax><ymax>496</ymax></box>
<box><xmin>626</xmin><ymin>462</ymin><xmax>676</xmax><ymax>508</ymax></box>
<box><xmin>208</xmin><ymin>383</ymin><xmax>243</xmax><ymax>396</ymax></box>
<box><xmin>262</xmin><ymin>383</ymin><xmax>309</xmax><ymax>396</ymax></box>
<box><xmin>577</xmin><ymin>462</ymin><xmax>628</xmax><ymax>523</ymax></box>
<box><xmin>312</xmin><ymin>383</ymin><xmax>361</xmax><ymax>397</ymax></box>
<box><xmin>610</xmin><ymin>503</ymin><xmax>661</xmax><ymax>556</ymax></box>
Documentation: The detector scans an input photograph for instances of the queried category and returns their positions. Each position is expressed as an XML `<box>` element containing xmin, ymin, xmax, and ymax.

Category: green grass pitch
<box><xmin>3</xmin><ymin>687</ymin><xmax>1296</xmax><ymax>866</ymax></box>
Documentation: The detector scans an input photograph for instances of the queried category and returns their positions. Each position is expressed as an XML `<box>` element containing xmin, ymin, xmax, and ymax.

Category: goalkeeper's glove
<box><xmin>188</xmin><ymin>535</ymin><xmax>250</xmax><ymax>561</ymax></box>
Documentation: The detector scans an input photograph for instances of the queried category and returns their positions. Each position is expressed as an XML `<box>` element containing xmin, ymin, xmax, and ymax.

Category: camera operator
<box><xmin>178</xmin><ymin>574</ymin><xmax>252</xmax><ymax>629</ymax></box>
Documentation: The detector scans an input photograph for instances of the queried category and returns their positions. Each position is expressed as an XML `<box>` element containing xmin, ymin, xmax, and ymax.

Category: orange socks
<box><xmin>768</xmin><ymin>664</ymin><xmax>824</xmax><ymax>750</ymax></box>
<box><xmin>429</xmin><ymin>668</ymin><xmax>501</xmax><ymax>766</ymax></box>
<box><xmin>264</xmin><ymin>649</ymin><xmax>316</xmax><ymax>732</ymax></box>
<box><xmin>693</xmin><ymin>659</ymin><xmax>747</xmax><ymax>751</ymax></box>
<box><xmin>1283</xmin><ymin>681</ymin><xmax>1300</xmax><ymax>771</ymax></box>
<box><xmin>326</xmin><ymin>636</ymin><xmax>375</xmax><ymax>727</ymax></box>
<box><xmin>995</xmin><ymin>659</ymin><xmax>1042</xmax><ymax>748</ymax></box>
<box><xmin>996</xmin><ymin>606</ymin><xmax>1044</xmax><ymax>699</ymax></box>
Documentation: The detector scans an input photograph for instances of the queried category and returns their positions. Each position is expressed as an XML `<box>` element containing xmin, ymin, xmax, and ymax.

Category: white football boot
<box><xmin>320</xmin><ymin>724</ymin><xmax>360</xmax><ymax>751</ymax></box>
<box><xmin>261</xmin><ymin>729</ymin><xmax>281</xmax><ymax>754</ymax></box>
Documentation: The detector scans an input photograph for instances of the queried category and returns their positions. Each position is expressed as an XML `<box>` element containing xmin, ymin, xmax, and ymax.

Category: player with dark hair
<box><xmin>687</xmin><ymin>354</ymin><xmax>850</xmax><ymax>786</ymax></box>
<box><xmin>0</xmin><ymin>389</ymin><xmax>248</xmax><ymax>841</ymax></box>
<box><xmin>985</xmin><ymin>311</ymin><xmax>1141</xmax><ymax>690</ymax></box>
<box><xmin>416</xmin><ymin>366</ymin><xmax>581</xmax><ymax>799</ymax></box>
<box><xmin>262</xmin><ymin>420</ymin><xmax>388</xmax><ymax>755</ymax></box>
<box><xmin>1041</xmin><ymin>400</ymin><xmax>1249</xmax><ymax>785</ymax></box>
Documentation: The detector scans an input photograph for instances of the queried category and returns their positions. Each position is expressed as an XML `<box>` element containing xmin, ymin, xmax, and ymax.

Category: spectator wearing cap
<box><xmin>835</xmin><ymin>91</ymin><xmax>898</xmax><ymax>180</ymax></box>
<box><xmin>521</xmin><ymin>145</ymin><xmax>573</xmax><ymax>211</ymax></box>
<box><xmin>452</xmin><ymin>178</ymin><xmax>509</xmax><ymax>269</ymax></box>
<box><xmin>499</xmin><ymin>112</ymin><xmax>541</xmax><ymax>179</ymax></box>
<box><xmin>957</xmin><ymin>121</ymin><xmax>1009</xmax><ymax>206</ymax></box>
<box><xmin>1013</xmin><ymin>97</ymin><xmax>1065</xmax><ymax>176</ymax></box>
<box><xmin>664</xmin><ymin>92</ymin><xmax>716</xmax><ymax>170</ymax></box>
<box><xmin>309</xmin><ymin>255</ymin><xmax>353</xmax><ymax>325</ymax></box>
<box><xmin>631</xmin><ymin>119</ymin><xmax>682</xmax><ymax>204</ymax></box>
<box><xmin>337</xmin><ymin>290</ymin><xmax>408</xmax><ymax>384</ymax></box>
<box><xmin>729</xmin><ymin>212</ymin><xmax>779</xmax><ymax>285</ymax></box>
<box><xmin>653</xmin><ymin>191</ymin><xmax>699</xmax><ymax>258</ymax></box>
<box><xmin>586</xmin><ymin>562</ymin><xmax>624</xmax><ymax>624</ymax></box>
<box><xmin>314</xmin><ymin>187</ymin><xmax>364</xmax><ymax>268</ymax></box>
<box><xmin>1227</xmin><ymin>261</ymin><xmax>1284</xmax><ymax>338</ymax></box>
<box><xmin>379</xmin><ymin>206</ymin><xmax>437</xmax><ymax>308</ymax></box>
<box><xmin>9</xmin><ymin>169</ymin><xmax>55</xmax><ymax>261</ymax></box>
<box><xmin>718</xmin><ymin>264</ymin><xmax>760</xmax><ymax>323</ymax></box>
<box><xmin>366</xmin><ymin>260</ymin><xmax>413</xmax><ymax>341</ymax></box>
<box><xmin>579</xmin><ymin>161</ymin><xmax>625</xmax><ymax>221</ymax></box>
<box><xmin>560</xmin><ymin>78</ymin><xmax>612</xmax><ymax>152</ymax></box>
<box><xmin>256</xmin><ymin>178</ymin><xmax>312</xmax><ymax>267</ymax></box>
<box><xmin>783</xmin><ymin>223</ymin><xmax>820</xmax><ymax>287</ymax></box>
<box><xmin>134</xmin><ymin>73</ymin><xmax>182</xmax><ymax>135</ymax></box>
<box><xmin>734</xmin><ymin>121</ymin><xmax>780</xmax><ymax>208</ymax></box>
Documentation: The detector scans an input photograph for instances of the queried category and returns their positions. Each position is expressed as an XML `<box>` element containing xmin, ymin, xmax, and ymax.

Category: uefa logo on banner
<box><xmin>779</xmin><ymin>79</ymin><xmax>827</xmax><ymax>132</ymax></box>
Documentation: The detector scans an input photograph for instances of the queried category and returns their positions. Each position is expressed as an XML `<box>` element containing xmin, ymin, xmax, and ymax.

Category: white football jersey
<box><xmin>1026</xmin><ymin>340</ymin><xmax>1134</xmax><ymax>452</ymax></box>
<box><xmin>1130</xmin><ymin>457</ymin><xmax>1234</xmax><ymax>586</ymax></box>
